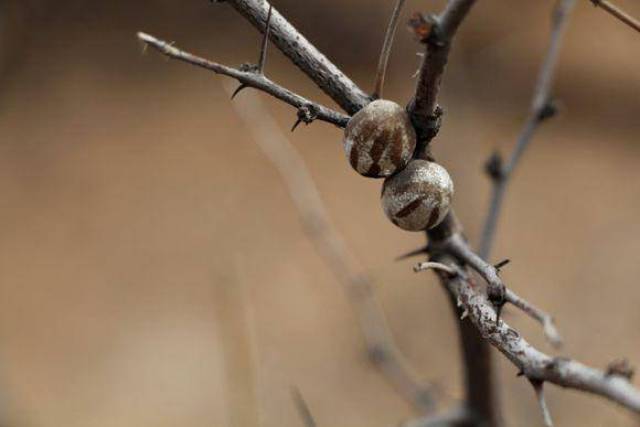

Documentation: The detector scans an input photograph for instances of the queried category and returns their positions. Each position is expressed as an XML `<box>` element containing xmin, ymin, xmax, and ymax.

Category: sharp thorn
<box><xmin>291</xmin><ymin>118</ymin><xmax>303</xmax><ymax>132</ymax></box>
<box><xmin>494</xmin><ymin>258</ymin><xmax>511</xmax><ymax>271</ymax></box>
<box><xmin>396</xmin><ymin>246</ymin><xmax>429</xmax><ymax>261</ymax></box>
<box><xmin>231</xmin><ymin>84</ymin><xmax>249</xmax><ymax>99</ymax></box>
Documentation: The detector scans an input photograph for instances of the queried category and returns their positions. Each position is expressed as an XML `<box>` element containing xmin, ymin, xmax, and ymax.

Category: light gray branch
<box><xmin>137</xmin><ymin>32</ymin><xmax>349</xmax><ymax>128</ymax></box>
<box><xmin>226</xmin><ymin>86</ymin><xmax>434</xmax><ymax>413</ymax></box>
<box><xmin>478</xmin><ymin>0</ymin><xmax>576</xmax><ymax>259</ymax></box>
<box><xmin>219</xmin><ymin>0</ymin><xmax>370</xmax><ymax>114</ymax></box>
<box><xmin>431</xmin><ymin>250</ymin><xmax>640</xmax><ymax>416</ymax></box>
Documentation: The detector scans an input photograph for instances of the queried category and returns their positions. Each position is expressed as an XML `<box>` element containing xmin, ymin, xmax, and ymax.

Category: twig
<box><xmin>291</xmin><ymin>387</ymin><xmax>317</xmax><ymax>427</ymax></box>
<box><xmin>505</xmin><ymin>289</ymin><xmax>562</xmax><ymax>348</ymax></box>
<box><xmin>590</xmin><ymin>0</ymin><xmax>640</xmax><ymax>33</ymax></box>
<box><xmin>137</xmin><ymin>32</ymin><xmax>349</xmax><ymax>128</ymax></box>
<box><xmin>530</xmin><ymin>379</ymin><xmax>554</xmax><ymax>427</ymax></box>
<box><xmin>218</xmin><ymin>0</ymin><xmax>370</xmax><ymax>114</ymax></box>
<box><xmin>408</xmin><ymin>0</ymin><xmax>477</xmax><ymax>145</ymax></box>
<box><xmin>414</xmin><ymin>261</ymin><xmax>456</xmax><ymax>276</ymax></box>
<box><xmin>373</xmin><ymin>0</ymin><xmax>407</xmax><ymax>99</ymax></box>
<box><xmin>478</xmin><ymin>0</ymin><xmax>576</xmax><ymax>259</ymax></box>
<box><xmin>226</xmin><ymin>86</ymin><xmax>434</xmax><ymax>413</ymax></box>
<box><xmin>431</xmin><ymin>252</ymin><xmax>640</xmax><ymax>416</ymax></box>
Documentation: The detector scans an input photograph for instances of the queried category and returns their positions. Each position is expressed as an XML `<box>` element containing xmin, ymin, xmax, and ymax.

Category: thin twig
<box><xmin>137</xmin><ymin>32</ymin><xmax>349</xmax><ymax>128</ymax></box>
<box><xmin>373</xmin><ymin>0</ymin><xmax>407</xmax><ymax>99</ymax></box>
<box><xmin>506</xmin><ymin>289</ymin><xmax>562</xmax><ymax>347</ymax></box>
<box><xmin>478</xmin><ymin>0</ymin><xmax>576</xmax><ymax>259</ymax></box>
<box><xmin>257</xmin><ymin>5</ymin><xmax>273</xmax><ymax>74</ymax></box>
<box><xmin>590</xmin><ymin>0</ymin><xmax>640</xmax><ymax>33</ymax></box>
<box><xmin>530</xmin><ymin>380</ymin><xmax>554</xmax><ymax>427</ymax></box>
<box><xmin>414</xmin><ymin>261</ymin><xmax>457</xmax><ymax>275</ymax></box>
<box><xmin>218</xmin><ymin>0</ymin><xmax>370</xmax><ymax>114</ymax></box>
<box><xmin>226</xmin><ymin>86</ymin><xmax>434</xmax><ymax>413</ymax></box>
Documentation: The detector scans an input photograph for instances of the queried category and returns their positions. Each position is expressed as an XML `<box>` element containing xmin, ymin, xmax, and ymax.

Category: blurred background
<box><xmin>0</xmin><ymin>0</ymin><xmax>639</xmax><ymax>426</ymax></box>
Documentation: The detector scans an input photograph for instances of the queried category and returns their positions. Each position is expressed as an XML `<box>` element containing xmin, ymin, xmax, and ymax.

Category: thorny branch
<box><xmin>139</xmin><ymin>0</ymin><xmax>640</xmax><ymax>424</ymax></box>
<box><xmin>226</xmin><ymin>86</ymin><xmax>434</xmax><ymax>413</ymax></box>
<box><xmin>430</xmin><ymin>250</ymin><xmax>640</xmax><ymax>415</ymax></box>
<box><xmin>137</xmin><ymin>32</ymin><xmax>349</xmax><ymax>128</ymax></box>
<box><xmin>478</xmin><ymin>0</ymin><xmax>576</xmax><ymax>260</ymax></box>
<box><xmin>590</xmin><ymin>0</ymin><xmax>640</xmax><ymax>33</ymax></box>
<box><xmin>217</xmin><ymin>0</ymin><xmax>370</xmax><ymax>114</ymax></box>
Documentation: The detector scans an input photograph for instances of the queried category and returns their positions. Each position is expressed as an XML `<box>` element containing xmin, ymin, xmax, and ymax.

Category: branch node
<box><xmin>606</xmin><ymin>359</ymin><xmax>635</xmax><ymax>381</ymax></box>
<box><xmin>291</xmin><ymin>104</ymin><xmax>320</xmax><ymax>132</ymax></box>
<box><xmin>485</xmin><ymin>151</ymin><xmax>506</xmax><ymax>182</ymax></box>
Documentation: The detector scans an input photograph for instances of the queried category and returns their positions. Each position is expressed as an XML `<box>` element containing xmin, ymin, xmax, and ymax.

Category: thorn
<box><xmin>460</xmin><ymin>309</ymin><xmax>469</xmax><ymax>320</ymax></box>
<box><xmin>291</xmin><ymin>118</ymin><xmax>303</xmax><ymax>132</ymax></box>
<box><xmin>230</xmin><ymin>84</ymin><xmax>249</xmax><ymax>99</ymax></box>
<box><xmin>456</xmin><ymin>297</ymin><xmax>463</xmax><ymax>308</ymax></box>
<box><xmin>258</xmin><ymin>5</ymin><xmax>273</xmax><ymax>74</ymax></box>
<box><xmin>494</xmin><ymin>258</ymin><xmax>511</xmax><ymax>271</ymax></box>
<box><xmin>291</xmin><ymin>387</ymin><xmax>317</xmax><ymax>427</ymax></box>
<box><xmin>291</xmin><ymin>104</ymin><xmax>319</xmax><ymax>132</ymax></box>
<box><xmin>516</xmin><ymin>370</ymin><xmax>525</xmax><ymax>377</ymax></box>
<box><xmin>396</xmin><ymin>246</ymin><xmax>429</xmax><ymax>261</ymax></box>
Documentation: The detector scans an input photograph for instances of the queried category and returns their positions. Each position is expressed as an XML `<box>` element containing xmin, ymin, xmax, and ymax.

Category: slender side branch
<box><xmin>408</xmin><ymin>0</ymin><xmax>477</xmax><ymax>146</ymax></box>
<box><xmin>137</xmin><ymin>32</ymin><xmax>349</xmax><ymax>128</ymax></box>
<box><xmin>590</xmin><ymin>0</ymin><xmax>640</xmax><ymax>33</ymax></box>
<box><xmin>373</xmin><ymin>0</ymin><xmax>407</xmax><ymax>99</ymax></box>
<box><xmin>479</xmin><ymin>0</ymin><xmax>576</xmax><ymax>259</ymax></box>
<box><xmin>431</xmin><ymin>252</ymin><xmax>640</xmax><ymax>416</ymax></box>
<box><xmin>218</xmin><ymin>0</ymin><xmax>370</xmax><ymax>114</ymax></box>
<box><xmin>227</xmin><ymin>87</ymin><xmax>434</xmax><ymax>413</ymax></box>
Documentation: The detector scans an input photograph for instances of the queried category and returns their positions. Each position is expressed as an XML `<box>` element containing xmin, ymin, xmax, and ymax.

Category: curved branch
<box><xmin>479</xmin><ymin>0</ymin><xmax>576</xmax><ymax>259</ymax></box>
<box><xmin>219</xmin><ymin>0</ymin><xmax>370</xmax><ymax>114</ymax></box>
<box><xmin>137</xmin><ymin>32</ymin><xmax>349</xmax><ymax>128</ymax></box>
<box><xmin>226</xmin><ymin>87</ymin><xmax>434</xmax><ymax>413</ymax></box>
<box><xmin>431</xmin><ymin>252</ymin><xmax>640</xmax><ymax>415</ymax></box>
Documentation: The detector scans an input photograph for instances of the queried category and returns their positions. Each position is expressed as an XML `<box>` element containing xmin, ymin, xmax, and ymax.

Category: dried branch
<box><xmin>226</xmin><ymin>86</ymin><xmax>434</xmax><ymax>413</ymax></box>
<box><xmin>590</xmin><ymin>0</ymin><xmax>640</xmax><ymax>33</ymax></box>
<box><xmin>429</xmin><ymin>250</ymin><xmax>640</xmax><ymax>416</ymax></box>
<box><xmin>478</xmin><ymin>0</ymin><xmax>575</xmax><ymax>259</ymax></box>
<box><xmin>408</xmin><ymin>0</ymin><xmax>477</xmax><ymax>146</ymax></box>
<box><xmin>137</xmin><ymin>32</ymin><xmax>349</xmax><ymax>128</ymax></box>
<box><xmin>217</xmin><ymin>0</ymin><xmax>370</xmax><ymax>114</ymax></box>
<box><xmin>373</xmin><ymin>0</ymin><xmax>407</xmax><ymax>99</ymax></box>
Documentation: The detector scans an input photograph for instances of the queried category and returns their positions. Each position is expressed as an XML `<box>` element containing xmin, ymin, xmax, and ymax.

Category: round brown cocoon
<box><xmin>381</xmin><ymin>159</ymin><xmax>454</xmax><ymax>231</ymax></box>
<box><xmin>343</xmin><ymin>100</ymin><xmax>416</xmax><ymax>178</ymax></box>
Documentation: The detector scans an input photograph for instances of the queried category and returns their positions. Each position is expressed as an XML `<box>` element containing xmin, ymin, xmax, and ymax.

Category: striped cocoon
<box><xmin>343</xmin><ymin>100</ymin><xmax>416</xmax><ymax>178</ymax></box>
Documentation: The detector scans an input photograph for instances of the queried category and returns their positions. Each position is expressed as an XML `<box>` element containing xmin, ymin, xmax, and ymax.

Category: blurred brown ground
<box><xmin>0</xmin><ymin>1</ymin><xmax>639</xmax><ymax>426</ymax></box>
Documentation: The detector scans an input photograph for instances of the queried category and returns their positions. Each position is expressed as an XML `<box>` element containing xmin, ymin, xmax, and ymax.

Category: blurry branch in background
<box><xmin>479</xmin><ymin>0</ymin><xmax>574</xmax><ymax>260</ymax></box>
<box><xmin>291</xmin><ymin>388</ymin><xmax>318</xmax><ymax>427</ymax></box>
<box><xmin>224</xmin><ymin>83</ymin><xmax>434</xmax><ymax>413</ymax></box>
<box><xmin>137</xmin><ymin>32</ymin><xmax>349</xmax><ymax>128</ymax></box>
<box><xmin>590</xmin><ymin>0</ymin><xmax>640</xmax><ymax>33</ymax></box>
